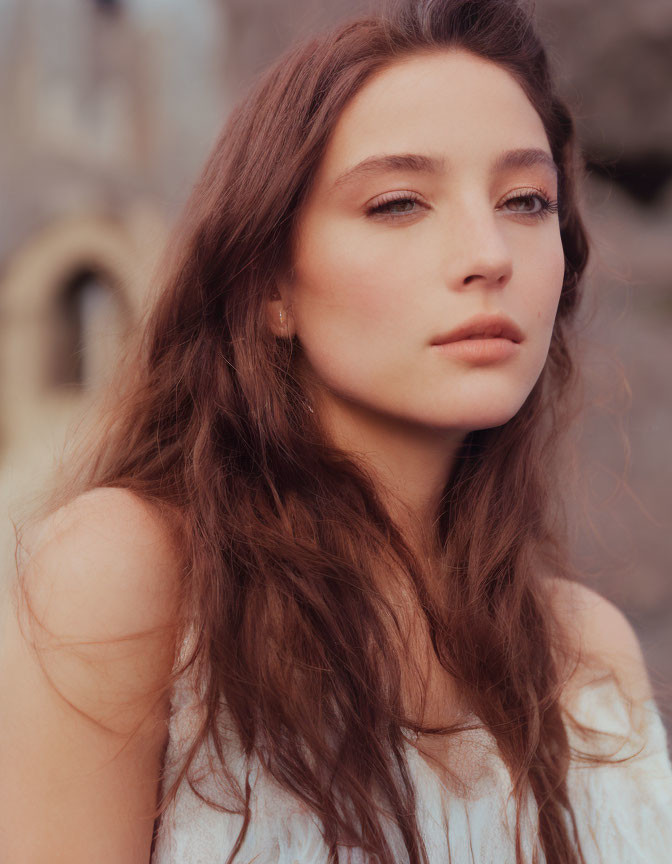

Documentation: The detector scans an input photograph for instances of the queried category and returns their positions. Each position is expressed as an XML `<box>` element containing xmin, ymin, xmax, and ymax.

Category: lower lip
<box><xmin>431</xmin><ymin>338</ymin><xmax>520</xmax><ymax>364</ymax></box>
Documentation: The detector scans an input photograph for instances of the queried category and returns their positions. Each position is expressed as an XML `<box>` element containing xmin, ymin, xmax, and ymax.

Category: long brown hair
<box><xmin>14</xmin><ymin>1</ymin><xmax>639</xmax><ymax>862</ymax></box>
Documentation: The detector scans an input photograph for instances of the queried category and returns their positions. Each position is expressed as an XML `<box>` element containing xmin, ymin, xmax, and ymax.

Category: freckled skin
<box><xmin>271</xmin><ymin>49</ymin><xmax>566</xmax><ymax>521</ymax></box>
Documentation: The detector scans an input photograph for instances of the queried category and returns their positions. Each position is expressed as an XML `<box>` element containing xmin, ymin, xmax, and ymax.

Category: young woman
<box><xmin>2</xmin><ymin>0</ymin><xmax>671</xmax><ymax>862</ymax></box>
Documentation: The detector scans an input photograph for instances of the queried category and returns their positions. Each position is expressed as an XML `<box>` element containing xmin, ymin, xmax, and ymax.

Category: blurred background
<box><xmin>0</xmin><ymin>0</ymin><xmax>670</xmax><ymax>720</ymax></box>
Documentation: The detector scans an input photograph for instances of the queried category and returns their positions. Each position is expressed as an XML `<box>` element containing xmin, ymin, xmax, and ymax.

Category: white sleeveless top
<box><xmin>152</xmin><ymin>651</ymin><xmax>672</xmax><ymax>863</ymax></box>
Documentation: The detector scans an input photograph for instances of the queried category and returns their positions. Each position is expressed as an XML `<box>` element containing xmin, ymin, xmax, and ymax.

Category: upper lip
<box><xmin>430</xmin><ymin>313</ymin><xmax>523</xmax><ymax>345</ymax></box>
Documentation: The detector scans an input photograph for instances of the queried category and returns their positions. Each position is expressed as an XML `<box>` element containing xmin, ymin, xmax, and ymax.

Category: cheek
<box><xmin>289</xmin><ymin>223</ymin><xmax>423</xmax><ymax>399</ymax></box>
<box><xmin>525</xmin><ymin>234</ymin><xmax>565</xmax><ymax>329</ymax></box>
<box><xmin>291</xmin><ymin>223</ymin><xmax>411</xmax><ymax>343</ymax></box>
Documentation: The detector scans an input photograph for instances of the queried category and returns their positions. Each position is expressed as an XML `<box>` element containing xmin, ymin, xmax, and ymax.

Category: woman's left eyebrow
<box><xmin>331</xmin><ymin>148</ymin><xmax>558</xmax><ymax>190</ymax></box>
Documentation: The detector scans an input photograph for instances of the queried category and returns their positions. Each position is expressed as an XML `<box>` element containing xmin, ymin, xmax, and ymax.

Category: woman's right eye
<box><xmin>366</xmin><ymin>192</ymin><xmax>424</xmax><ymax>218</ymax></box>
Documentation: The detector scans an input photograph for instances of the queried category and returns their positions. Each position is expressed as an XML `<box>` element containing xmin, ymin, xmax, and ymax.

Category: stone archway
<box><xmin>50</xmin><ymin>264</ymin><xmax>128</xmax><ymax>391</ymax></box>
<box><xmin>0</xmin><ymin>208</ymin><xmax>166</xmax><ymax>454</ymax></box>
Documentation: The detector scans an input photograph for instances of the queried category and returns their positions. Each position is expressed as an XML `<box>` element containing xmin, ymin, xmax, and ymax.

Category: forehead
<box><xmin>316</xmin><ymin>49</ymin><xmax>551</xmax><ymax>185</ymax></box>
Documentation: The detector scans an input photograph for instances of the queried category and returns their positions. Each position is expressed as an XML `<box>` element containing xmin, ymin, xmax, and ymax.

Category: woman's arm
<box><xmin>0</xmin><ymin>487</ymin><xmax>183</xmax><ymax>864</ymax></box>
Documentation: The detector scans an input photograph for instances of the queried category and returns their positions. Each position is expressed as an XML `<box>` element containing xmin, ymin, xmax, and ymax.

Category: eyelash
<box><xmin>367</xmin><ymin>190</ymin><xmax>559</xmax><ymax>221</ymax></box>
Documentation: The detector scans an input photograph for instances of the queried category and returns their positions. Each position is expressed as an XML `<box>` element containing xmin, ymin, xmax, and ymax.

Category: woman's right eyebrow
<box><xmin>332</xmin><ymin>153</ymin><xmax>443</xmax><ymax>190</ymax></box>
<box><xmin>331</xmin><ymin>148</ymin><xmax>557</xmax><ymax>191</ymax></box>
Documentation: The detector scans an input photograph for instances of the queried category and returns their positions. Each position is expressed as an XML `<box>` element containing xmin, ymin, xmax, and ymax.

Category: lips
<box><xmin>430</xmin><ymin>313</ymin><xmax>523</xmax><ymax>345</ymax></box>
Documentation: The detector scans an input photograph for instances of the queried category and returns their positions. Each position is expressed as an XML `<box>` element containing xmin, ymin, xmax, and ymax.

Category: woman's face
<box><xmin>278</xmin><ymin>50</ymin><xmax>565</xmax><ymax>436</ymax></box>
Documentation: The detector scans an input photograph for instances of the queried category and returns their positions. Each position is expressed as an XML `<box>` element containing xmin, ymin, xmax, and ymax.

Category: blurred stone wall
<box><xmin>536</xmin><ymin>0</ymin><xmax>672</xmax><ymax>710</ymax></box>
<box><xmin>0</xmin><ymin>0</ymin><xmax>230</xmax><ymax>567</ymax></box>
<box><xmin>0</xmin><ymin>0</ymin><xmax>670</xmax><ymax>715</ymax></box>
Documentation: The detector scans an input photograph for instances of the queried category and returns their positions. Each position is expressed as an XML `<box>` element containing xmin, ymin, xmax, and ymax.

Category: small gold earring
<box><xmin>279</xmin><ymin>309</ymin><xmax>284</xmax><ymax>326</ymax></box>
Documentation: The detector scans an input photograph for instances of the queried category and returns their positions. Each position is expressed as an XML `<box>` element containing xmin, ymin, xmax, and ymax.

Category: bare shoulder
<box><xmin>0</xmin><ymin>487</ymin><xmax>186</xmax><ymax>860</ymax></box>
<box><xmin>18</xmin><ymin>486</ymin><xmax>184</xmax><ymax>640</ymax></box>
<box><xmin>543</xmin><ymin>577</ymin><xmax>654</xmax><ymax>706</ymax></box>
<box><xmin>6</xmin><ymin>485</ymin><xmax>185</xmax><ymax>734</ymax></box>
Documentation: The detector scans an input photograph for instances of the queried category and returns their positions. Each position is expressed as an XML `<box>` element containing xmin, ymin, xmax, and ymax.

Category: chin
<box><xmin>419</xmin><ymin>399</ymin><xmax>527</xmax><ymax>431</ymax></box>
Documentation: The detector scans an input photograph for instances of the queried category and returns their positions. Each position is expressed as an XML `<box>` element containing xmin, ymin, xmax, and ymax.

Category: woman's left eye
<box><xmin>499</xmin><ymin>191</ymin><xmax>559</xmax><ymax>219</ymax></box>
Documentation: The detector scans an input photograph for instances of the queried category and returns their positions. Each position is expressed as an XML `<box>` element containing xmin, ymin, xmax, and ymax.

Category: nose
<box><xmin>446</xmin><ymin>208</ymin><xmax>513</xmax><ymax>291</ymax></box>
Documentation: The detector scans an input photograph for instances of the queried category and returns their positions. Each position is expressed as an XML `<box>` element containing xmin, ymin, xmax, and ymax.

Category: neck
<box><xmin>313</xmin><ymin>388</ymin><xmax>465</xmax><ymax>559</ymax></box>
